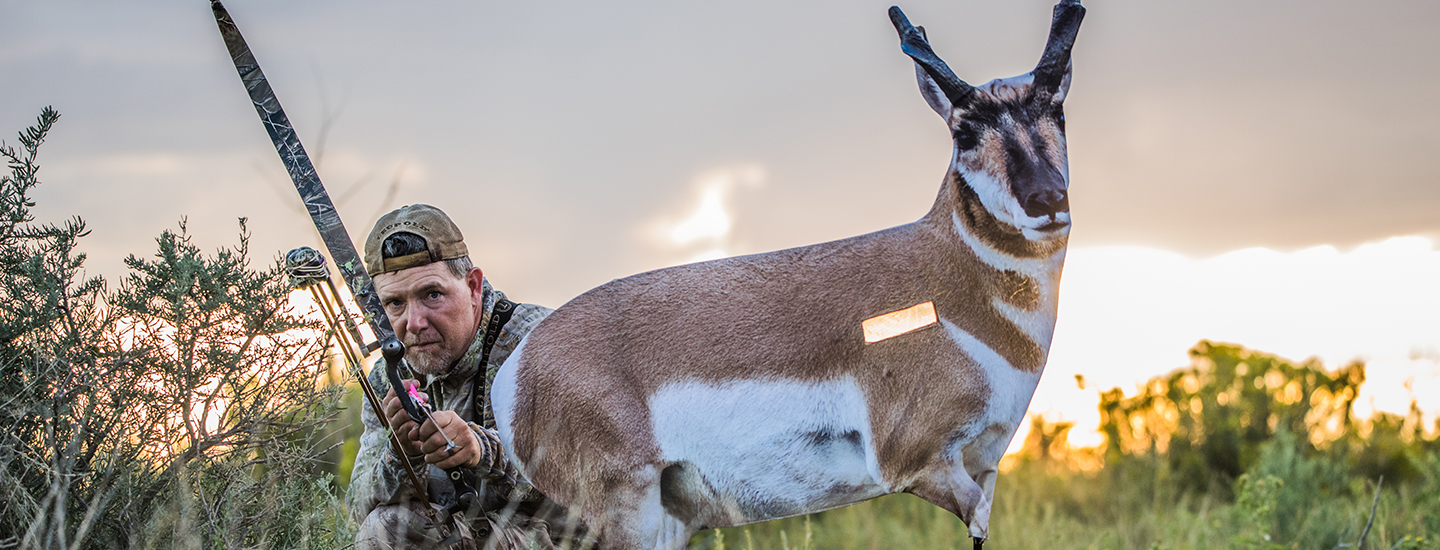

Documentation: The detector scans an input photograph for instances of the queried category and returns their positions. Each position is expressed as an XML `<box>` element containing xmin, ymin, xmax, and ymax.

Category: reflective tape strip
<box><xmin>862</xmin><ymin>301</ymin><xmax>938</xmax><ymax>343</ymax></box>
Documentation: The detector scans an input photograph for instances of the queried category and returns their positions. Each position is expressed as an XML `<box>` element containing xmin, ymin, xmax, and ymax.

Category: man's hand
<box><xmin>382</xmin><ymin>380</ymin><xmax>484</xmax><ymax>470</ymax></box>
<box><xmin>414</xmin><ymin>410</ymin><xmax>483</xmax><ymax>470</ymax></box>
<box><xmin>382</xmin><ymin>379</ymin><xmax>426</xmax><ymax>457</ymax></box>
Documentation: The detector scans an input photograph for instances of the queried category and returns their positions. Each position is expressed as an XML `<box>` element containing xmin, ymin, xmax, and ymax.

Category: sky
<box><xmin>4</xmin><ymin>0</ymin><xmax>1439</xmax><ymax>447</ymax></box>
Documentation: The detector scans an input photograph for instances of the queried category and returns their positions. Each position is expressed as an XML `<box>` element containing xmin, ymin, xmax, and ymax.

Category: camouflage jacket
<box><xmin>347</xmin><ymin>282</ymin><xmax>565</xmax><ymax>530</ymax></box>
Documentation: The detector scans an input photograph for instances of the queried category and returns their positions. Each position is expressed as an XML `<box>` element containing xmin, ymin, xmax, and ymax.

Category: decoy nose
<box><xmin>1022</xmin><ymin>189</ymin><xmax>1069</xmax><ymax>218</ymax></box>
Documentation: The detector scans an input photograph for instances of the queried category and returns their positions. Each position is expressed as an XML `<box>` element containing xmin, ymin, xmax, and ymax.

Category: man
<box><xmin>349</xmin><ymin>204</ymin><xmax>581</xmax><ymax>549</ymax></box>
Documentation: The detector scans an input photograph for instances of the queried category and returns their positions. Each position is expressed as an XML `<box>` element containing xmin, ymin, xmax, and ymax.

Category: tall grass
<box><xmin>686</xmin><ymin>431</ymin><xmax>1440</xmax><ymax>550</ymax></box>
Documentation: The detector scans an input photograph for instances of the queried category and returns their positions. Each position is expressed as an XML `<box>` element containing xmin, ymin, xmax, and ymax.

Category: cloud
<box><xmin>648</xmin><ymin>164</ymin><xmax>766</xmax><ymax>265</ymax></box>
<box><xmin>47</xmin><ymin>153</ymin><xmax>196</xmax><ymax>178</ymax></box>
<box><xmin>668</xmin><ymin>183</ymin><xmax>731</xmax><ymax>248</ymax></box>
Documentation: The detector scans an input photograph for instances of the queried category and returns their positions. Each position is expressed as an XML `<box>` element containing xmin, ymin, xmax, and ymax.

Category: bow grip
<box><xmin>382</xmin><ymin>338</ymin><xmax>427</xmax><ymax>424</ymax></box>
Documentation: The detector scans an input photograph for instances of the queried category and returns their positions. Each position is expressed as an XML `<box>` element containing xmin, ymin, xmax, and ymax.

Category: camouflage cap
<box><xmin>364</xmin><ymin>204</ymin><xmax>470</xmax><ymax>275</ymax></box>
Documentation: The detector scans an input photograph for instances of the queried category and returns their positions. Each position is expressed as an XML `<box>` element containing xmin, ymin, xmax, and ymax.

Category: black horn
<box><xmin>1033</xmin><ymin>0</ymin><xmax>1086</xmax><ymax>93</ymax></box>
<box><xmin>889</xmin><ymin>6</ymin><xmax>975</xmax><ymax>106</ymax></box>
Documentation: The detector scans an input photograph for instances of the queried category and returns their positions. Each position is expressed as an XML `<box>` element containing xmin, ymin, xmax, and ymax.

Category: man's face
<box><xmin>374</xmin><ymin>262</ymin><xmax>485</xmax><ymax>376</ymax></box>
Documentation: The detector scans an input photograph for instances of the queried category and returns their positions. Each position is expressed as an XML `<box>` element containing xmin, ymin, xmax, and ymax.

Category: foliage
<box><xmin>1231</xmin><ymin>473</ymin><xmax>1285</xmax><ymax>549</ymax></box>
<box><xmin>0</xmin><ymin>109</ymin><xmax>353</xmax><ymax>549</ymax></box>
<box><xmin>1097</xmin><ymin>341</ymin><xmax>1367</xmax><ymax>496</ymax></box>
<box><xmin>0</xmin><ymin>106</ymin><xmax>134</xmax><ymax>549</ymax></box>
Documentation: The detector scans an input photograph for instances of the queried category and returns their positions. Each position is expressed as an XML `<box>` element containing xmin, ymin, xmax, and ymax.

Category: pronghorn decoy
<box><xmin>493</xmin><ymin>2</ymin><xmax>1085</xmax><ymax>548</ymax></box>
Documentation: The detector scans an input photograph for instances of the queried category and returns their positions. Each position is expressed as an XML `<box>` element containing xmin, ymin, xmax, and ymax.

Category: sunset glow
<box><xmin>1023</xmin><ymin>236</ymin><xmax>1440</xmax><ymax>451</ymax></box>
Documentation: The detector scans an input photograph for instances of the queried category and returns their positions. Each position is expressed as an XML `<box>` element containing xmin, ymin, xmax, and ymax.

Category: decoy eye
<box><xmin>954</xmin><ymin>127</ymin><xmax>979</xmax><ymax>150</ymax></box>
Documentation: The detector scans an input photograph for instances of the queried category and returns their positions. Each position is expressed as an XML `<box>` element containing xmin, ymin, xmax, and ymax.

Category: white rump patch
<box><xmin>863</xmin><ymin>301</ymin><xmax>938</xmax><ymax>343</ymax></box>
<box><xmin>649</xmin><ymin>377</ymin><xmax>887</xmax><ymax>524</ymax></box>
<box><xmin>491</xmin><ymin>337</ymin><xmax>525</xmax><ymax>472</ymax></box>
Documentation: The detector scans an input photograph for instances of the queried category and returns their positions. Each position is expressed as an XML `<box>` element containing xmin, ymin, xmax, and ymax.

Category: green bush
<box><xmin>0</xmin><ymin>108</ymin><xmax>354</xmax><ymax>549</ymax></box>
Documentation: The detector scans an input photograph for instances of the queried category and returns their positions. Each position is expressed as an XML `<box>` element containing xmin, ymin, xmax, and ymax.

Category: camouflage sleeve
<box><xmin>346</xmin><ymin>365</ymin><xmax>425</xmax><ymax>524</ymax></box>
<box><xmin>483</xmin><ymin>302</ymin><xmax>553</xmax><ymax>385</ymax></box>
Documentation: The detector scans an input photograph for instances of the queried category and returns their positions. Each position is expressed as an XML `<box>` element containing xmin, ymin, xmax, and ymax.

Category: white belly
<box><xmin>648</xmin><ymin>377</ymin><xmax>889</xmax><ymax>525</ymax></box>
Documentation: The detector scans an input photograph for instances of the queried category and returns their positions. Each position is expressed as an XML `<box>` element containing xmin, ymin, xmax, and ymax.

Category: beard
<box><xmin>405</xmin><ymin>343</ymin><xmax>458</xmax><ymax>375</ymax></box>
